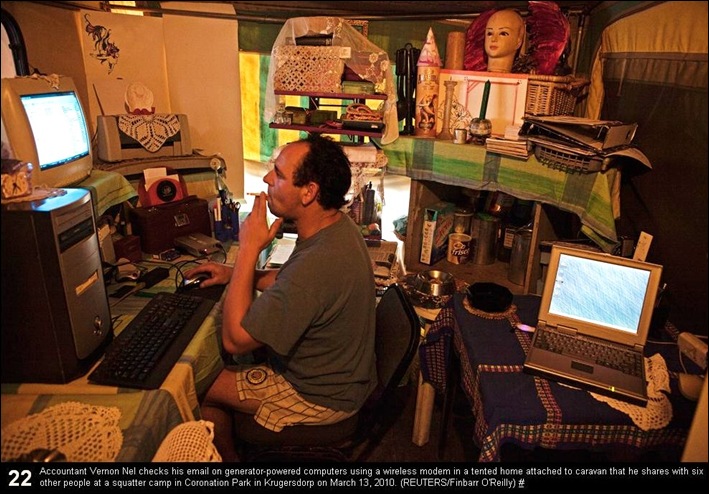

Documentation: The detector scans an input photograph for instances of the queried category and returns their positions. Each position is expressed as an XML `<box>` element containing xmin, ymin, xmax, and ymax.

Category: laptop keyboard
<box><xmin>534</xmin><ymin>328</ymin><xmax>644</xmax><ymax>377</ymax></box>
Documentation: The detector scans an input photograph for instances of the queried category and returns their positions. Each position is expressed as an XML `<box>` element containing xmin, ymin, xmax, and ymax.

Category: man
<box><xmin>185</xmin><ymin>134</ymin><xmax>377</xmax><ymax>461</ymax></box>
<box><xmin>484</xmin><ymin>9</ymin><xmax>526</xmax><ymax>73</ymax></box>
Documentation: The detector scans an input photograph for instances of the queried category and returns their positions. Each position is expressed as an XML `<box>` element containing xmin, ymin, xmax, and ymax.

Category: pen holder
<box><xmin>214</xmin><ymin>203</ymin><xmax>239</xmax><ymax>242</ymax></box>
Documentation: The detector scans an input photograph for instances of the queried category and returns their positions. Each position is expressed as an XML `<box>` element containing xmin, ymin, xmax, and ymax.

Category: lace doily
<box><xmin>1</xmin><ymin>402</ymin><xmax>123</xmax><ymax>462</ymax></box>
<box><xmin>118</xmin><ymin>114</ymin><xmax>181</xmax><ymax>152</ymax></box>
<box><xmin>591</xmin><ymin>353</ymin><xmax>672</xmax><ymax>431</ymax></box>
<box><xmin>152</xmin><ymin>420</ymin><xmax>222</xmax><ymax>462</ymax></box>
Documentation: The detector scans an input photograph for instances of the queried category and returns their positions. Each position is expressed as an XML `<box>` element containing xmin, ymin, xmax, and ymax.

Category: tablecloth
<box><xmin>1</xmin><ymin>273</ymin><xmax>226</xmax><ymax>462</ymax></box>
<box><xmin>381</xmin><ymin>136</ymin><xmax>620</xmax><ymax>251</ymax></box>
<box><xmin>79</xmin><ymin>169</ymin><xmax>138</xmax><ymax>216</ymax></box>
<box><xmin>419</xmin><ymin>293</ymin><xmax>697</xmax><ymax>462</ymax></box>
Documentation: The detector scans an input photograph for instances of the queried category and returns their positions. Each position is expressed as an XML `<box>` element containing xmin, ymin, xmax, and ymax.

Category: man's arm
<box><xmin>221</xmin><ymin>193</ymin><xmax>283</xmax><ymax>355</ymax></box>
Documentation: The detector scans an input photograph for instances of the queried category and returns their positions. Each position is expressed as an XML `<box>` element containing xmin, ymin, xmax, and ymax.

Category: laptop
<box><xmin>523</xmin><ymin>245</ymin><xmax>663</xmax><ymax>405</ymax></box>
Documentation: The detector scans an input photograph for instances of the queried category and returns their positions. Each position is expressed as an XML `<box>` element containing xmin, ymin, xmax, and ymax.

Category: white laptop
<box><xmin>523</xmin><ymin>245</ymin><xmax>663</xmax><ymax>406</ymax></box>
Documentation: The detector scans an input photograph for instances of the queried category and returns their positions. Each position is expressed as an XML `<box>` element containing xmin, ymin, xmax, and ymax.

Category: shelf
<box><xmin>274</xmin><ymin>90</ymin><xmax>387</xmax><ymax>100</ymax></box>
<box><xmin>269</xmin><ymin>123</ymin><xmax>383</xmax><ymax>138</ymax></box>
<box><xmin>403</xmin><ymin>180</ymin><xmax>560</xmax><ymax>295</ymax></box>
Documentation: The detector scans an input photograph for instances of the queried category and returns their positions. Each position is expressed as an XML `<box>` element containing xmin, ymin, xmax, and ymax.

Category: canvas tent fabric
<box><xmin>586</xmin><ymin>1</ymin><xmax>708</xmax><ymax>119</ymax></box>
<box><xmin>584</xmin><ymin>0</ymin><xmax>708</xmax><ymax>335</ymax></box>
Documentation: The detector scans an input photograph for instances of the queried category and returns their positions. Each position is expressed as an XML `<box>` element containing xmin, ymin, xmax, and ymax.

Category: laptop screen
<box><xmin>540</xmin><ymin>246</ymin><xmax>663</xmax><ymax>346</ymax></box>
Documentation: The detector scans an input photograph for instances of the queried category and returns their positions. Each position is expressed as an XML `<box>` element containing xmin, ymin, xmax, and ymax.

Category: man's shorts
<box><xmin>235</xmin><ymin>364</ymin><xmax>356</xmax><ymax>432</ymax></box>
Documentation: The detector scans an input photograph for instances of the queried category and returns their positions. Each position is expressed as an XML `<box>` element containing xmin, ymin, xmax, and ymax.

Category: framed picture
<box><xmin>346</xmin><ymin>20</ymin><xmax>368</xmax><ymax>38</ymax></box>
<box><xmin>437</xmin><ymin>69</ymin><xmax>530</xmax><ymax>137</ymax></box>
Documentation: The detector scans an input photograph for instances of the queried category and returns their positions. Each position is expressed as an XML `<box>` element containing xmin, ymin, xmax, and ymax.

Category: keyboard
<box><xmin>534</xmin><ymin>328</ymin><xmax>643</xmax><ymax>377</ymax></box>
<box><xmin>88</xmin><ymin>291</ymin><xmax>216</xmax><ymax>389</ymax></box>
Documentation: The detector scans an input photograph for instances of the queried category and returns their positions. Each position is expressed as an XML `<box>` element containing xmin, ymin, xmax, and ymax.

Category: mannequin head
<box><xmin>484</xmin><ymin>9</ymin><xmax>525</xmax><ymax>73</ymax></box>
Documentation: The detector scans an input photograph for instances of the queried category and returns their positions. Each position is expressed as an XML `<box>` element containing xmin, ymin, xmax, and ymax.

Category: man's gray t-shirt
<box><xmin>241</xmin><ymin>214</ymin><xmax>377</xmax><ymax>412</ymax></box>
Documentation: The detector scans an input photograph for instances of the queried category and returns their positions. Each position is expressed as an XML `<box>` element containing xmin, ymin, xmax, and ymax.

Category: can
<box><xmin>447</xmin><ymin>233</ymin><xmax>471</xmax><ymax>264</ymax></box>
<box><xmin>508</xmin><ymin>227</ymin><xmax>533</xmax><ymax>285</ymax></box>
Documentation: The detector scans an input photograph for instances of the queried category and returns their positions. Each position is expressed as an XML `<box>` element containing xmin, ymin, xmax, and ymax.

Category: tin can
<box><xmin>453</xmin><ymin>128</ymin><xmax>468</xmax><ymax>144</ymax></box>
<box><xmin>447</xmin><ymin>233</ymin><xmax>471</xmax><ymax>264</ymax></box>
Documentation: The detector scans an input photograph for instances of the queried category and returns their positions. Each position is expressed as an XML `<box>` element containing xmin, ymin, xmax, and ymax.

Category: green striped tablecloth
<box><xmin>381</xmin><ymin>137</ymin><xmax>620</xmax><ymax>252</ymax></box>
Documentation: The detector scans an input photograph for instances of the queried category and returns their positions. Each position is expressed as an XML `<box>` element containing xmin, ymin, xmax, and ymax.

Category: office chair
<box><xmin>231</xmin><ymin>283</ymin><xmax>420</xmax><ymax>462</ymax></box>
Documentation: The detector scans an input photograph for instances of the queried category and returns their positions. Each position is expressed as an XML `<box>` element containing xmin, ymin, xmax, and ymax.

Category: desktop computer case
<box><xmin>1</xmin><ymin>188</ymin><xmax>112</xmax><ymax>383</ymax></box>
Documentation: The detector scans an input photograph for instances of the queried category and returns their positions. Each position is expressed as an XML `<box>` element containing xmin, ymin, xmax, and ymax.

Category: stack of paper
<box><xmin>265</xmin><ymin>235</ymin><xmax>296</xmax><ymax>268</ymax></box>
<box><xmin>485</xmin><ymin>137</ymin><xmax>530</xmax><ymax>159</ymax></box>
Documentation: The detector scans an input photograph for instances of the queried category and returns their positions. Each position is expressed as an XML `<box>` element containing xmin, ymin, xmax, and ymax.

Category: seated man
<box><xmin>185</xmin><ymin>134</ymin><xmax>377</xmax><ymax>461</ymax></box>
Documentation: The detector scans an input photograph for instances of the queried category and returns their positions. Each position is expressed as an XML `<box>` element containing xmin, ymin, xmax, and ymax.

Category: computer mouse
<box><xmin>182</xmin><ymin>273</ymin><xmax>210</xmax><ymax>289</ymax></box>
<box><xmin>678</xmin><ymin>373</ymin><xmax>703</xmax><ymax>401</ymax></box>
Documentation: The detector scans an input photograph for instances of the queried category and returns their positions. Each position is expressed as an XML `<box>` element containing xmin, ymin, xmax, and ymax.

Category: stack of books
<box><xmin>485</xmin><ymin>137</ymin><xmax>530</xmax><ymax>159</ymax></box>
<box><xmin>485</xmin><ymin>124</ymin><xmax>529</xmax><ymax>159</ymax></box>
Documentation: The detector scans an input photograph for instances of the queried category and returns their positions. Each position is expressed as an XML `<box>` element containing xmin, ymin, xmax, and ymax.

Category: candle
<box><xmin>444</xmin><ymin>32</ymin><xmax>465</xmax><ymax>70</ymax></box>
<box><xmin>479</xmin><ymin>80</ymin><xmax>491</xmax><ymax>119</ymax></box>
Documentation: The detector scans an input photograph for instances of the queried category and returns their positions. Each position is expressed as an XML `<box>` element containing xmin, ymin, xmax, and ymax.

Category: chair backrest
<box><xmin>370</xmin><ymin>283</ymin><xmax>420</xmax><ymax>408</ymax></box>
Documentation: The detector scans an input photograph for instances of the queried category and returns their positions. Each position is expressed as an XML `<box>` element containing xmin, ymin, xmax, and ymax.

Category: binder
<box><xmin>523</xmin><ymin>116</ymin><xmax>638</xmax><ymax>151</ymax></box>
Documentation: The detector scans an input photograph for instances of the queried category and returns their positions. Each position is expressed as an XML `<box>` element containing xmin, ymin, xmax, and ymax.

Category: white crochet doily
<box><xmin>152</xmin><ymin>420</ymin><xmax>222</xmax><ymax>462</ymax></box>
<box><xmin>591</xmin><ymin>353</ymin><xmax>672</xmax><ymax>431</ymax></box>
<box><xmin>1</xmin><ymin>402</ymin><xmax>123</xmax><ymax>462</ymax></box>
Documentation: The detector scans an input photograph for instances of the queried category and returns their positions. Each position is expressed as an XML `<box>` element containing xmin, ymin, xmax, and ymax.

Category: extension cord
<box><xmin>678</xmin><ymin>332</ymin><xmax>708</xmax><ymax>371</ymax></box>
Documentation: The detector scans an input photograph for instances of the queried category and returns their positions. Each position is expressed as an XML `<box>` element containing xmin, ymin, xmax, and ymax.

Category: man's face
<box><xmin>484</xmin><ymin>10</ymin><xmax>523</xmax><ymax>60</ymax></box>
<box><xmin>262</xmin><ymin>141</ymin><xmax>309</xmax><ymax>220</ymax></box>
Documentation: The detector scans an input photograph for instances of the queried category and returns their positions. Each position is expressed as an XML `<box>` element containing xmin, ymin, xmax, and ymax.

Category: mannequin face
<box><xmin>484</xmin><ymin>9</ymin><xmax>525</xmax><ymax>72</ymax></box>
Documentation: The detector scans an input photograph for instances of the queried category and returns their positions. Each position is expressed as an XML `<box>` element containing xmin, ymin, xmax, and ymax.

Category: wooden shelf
<box><xmin>271</xmin><ymin>90</ymin><xmax>385</xmax><ymax>141</ymax></box>
<box><xmin>403</xmin><ymin>180</ymin><xmax>560</xmax><ymax>295</ymax></box>
<box><xmin>269</xmin><ymin>123</ymin><xmax>383</xmax><ymax>138</ymax></box>
<box><xmin>274</xmin><ymin>90</ymin><xmax>387</xmax><ymax>100</ymax></box>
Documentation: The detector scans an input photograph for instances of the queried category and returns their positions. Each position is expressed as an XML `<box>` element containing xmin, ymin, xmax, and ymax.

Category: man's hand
<box><xmin>239</xmin><ymin>192</ymin><xmax>283</xmax><ymax>256</ymax></box>
<box><xmin>183</xmin><ymin>262</ymin><xmax>232</xmax><ymax>288</ymax></box>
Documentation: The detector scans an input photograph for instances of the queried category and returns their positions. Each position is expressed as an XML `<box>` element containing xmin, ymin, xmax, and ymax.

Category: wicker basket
<box><xmin>529</xmin><ymin>137</ymin><xmax>605</xmax><ymax>174</ymax></box>
<box><xmin>273</xmin><ymin>45</ymin><xmax>346</xmax><ymax>93</ymax></box>
<box><xmin>525</xmin><ymin>75</ymin><xmax>589</xmax><ymax>116</ymax></box>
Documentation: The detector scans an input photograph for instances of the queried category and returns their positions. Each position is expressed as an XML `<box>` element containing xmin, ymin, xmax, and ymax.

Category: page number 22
<box><xmin>8</xmin><ymin>470</ymin><xmax>32</xmax><ymax>487</ymax></box>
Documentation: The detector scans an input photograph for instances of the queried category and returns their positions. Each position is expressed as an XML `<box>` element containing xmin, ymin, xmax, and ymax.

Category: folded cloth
<box><xmin>342</xmin><ymin>143</ymin><xmax>378</xmax><ymax>163</ymax></box>
<box><xmin>591</xmin><ymin>353</ymin><xmax>672</xmax><ymax>431</ymax></box>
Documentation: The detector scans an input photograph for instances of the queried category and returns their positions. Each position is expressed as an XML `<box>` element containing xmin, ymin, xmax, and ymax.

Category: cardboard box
<box><xmin>420</xmin><ymin>201</ymin><xmax>455</xmax><ymax>265</ymax></box>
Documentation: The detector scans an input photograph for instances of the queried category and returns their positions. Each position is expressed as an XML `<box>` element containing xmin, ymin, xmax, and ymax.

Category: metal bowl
<box><xmin>413</xmin><ymin>270</ymin><xmax>456</xmax><ymax>297</ymax></box>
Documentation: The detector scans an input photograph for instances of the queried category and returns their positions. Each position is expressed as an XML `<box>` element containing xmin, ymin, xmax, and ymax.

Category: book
<box><xmin>295</xmin><ymin>34</ymin><xmax>333</xmax><ymax>46</ymax></box>
<box><xmin>368</xmin><ymin>240</ymin><xmax>399</xmax><ymax>279</ymax></box>
<box><xmin>485</xmin><ymin>137</ymin><xmax>530</xmax><ymax>159</ymax></box>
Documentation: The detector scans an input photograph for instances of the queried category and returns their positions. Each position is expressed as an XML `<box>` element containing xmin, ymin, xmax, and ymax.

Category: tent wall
<box><xmin>587</xmin><ymin>1</ymin><xmax>708</xmax><ymax>334</ymax></box>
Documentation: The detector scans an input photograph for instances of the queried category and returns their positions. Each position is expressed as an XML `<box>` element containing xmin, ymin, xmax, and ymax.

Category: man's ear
<box><xmin>300</xmin><ymin>182</ymin><xmax>320</xmax><ymax>207</ymax></box>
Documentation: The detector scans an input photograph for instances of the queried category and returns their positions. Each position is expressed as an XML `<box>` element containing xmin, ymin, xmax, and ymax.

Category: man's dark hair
<box><xmin>293</xmin><ymin>133</ymin><xmax>351</xmax><ymax>210</ymax></box>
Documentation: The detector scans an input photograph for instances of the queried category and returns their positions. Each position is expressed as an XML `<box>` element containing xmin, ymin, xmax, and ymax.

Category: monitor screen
<box><xmin>20</xmin><ymin>91</ymin><xmax>90</xmax><ymax>170</ymax></box>
<box><xmin>1</xmin><ymin>76</ymin><xmax>93</xmax><ymax>188</ymax></box>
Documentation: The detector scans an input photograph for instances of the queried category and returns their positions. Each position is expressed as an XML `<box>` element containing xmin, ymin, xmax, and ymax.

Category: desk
<box><xmin>381</xmin><ymin>136</ymin><xmax>619</xmax><ymax>251</ymax></box>
<box><xmin>419</xmin><ymin>293</ymin><xmax>697</xmax><ymax>462</ymax></box>
<box><xmin>0</xmin><ymin>265</ymin><xmax>227</xmax><ymax>462</ymax></box>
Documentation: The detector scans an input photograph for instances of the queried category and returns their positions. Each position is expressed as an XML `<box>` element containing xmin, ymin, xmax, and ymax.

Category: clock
<box><xmin>1</xmin><ymin>160</ymin><xmax>33</xmax><ymax>200</ymax></box>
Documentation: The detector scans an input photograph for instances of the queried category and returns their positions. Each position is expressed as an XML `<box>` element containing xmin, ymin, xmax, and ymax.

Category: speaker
<box><xmin>1</xmin><ymin>188</ymin><xmax>112</xmax><ymax>383</ymax></box>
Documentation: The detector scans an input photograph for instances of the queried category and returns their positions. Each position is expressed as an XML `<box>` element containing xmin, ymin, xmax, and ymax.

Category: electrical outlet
<box><xmin>678</xmin><ymin>332</ymin><xmax>708</xmax><ymax>370</ymax></box>
<box><xmin>633</xmin><ymin>231</ymin><xmax>653</xmax><ymax>261</ymax></box>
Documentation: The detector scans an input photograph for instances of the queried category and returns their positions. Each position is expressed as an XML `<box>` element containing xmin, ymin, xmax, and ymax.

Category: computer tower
<box><xmin>1</xmin><ymin>188</ymin><xmax>112</xmax><ymax>383</ymax></box>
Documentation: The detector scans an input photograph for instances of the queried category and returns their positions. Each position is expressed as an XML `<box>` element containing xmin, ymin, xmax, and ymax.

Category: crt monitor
<box><xmin>1</xmin><ymin>76</ymin><xmax>93</xmax><ymax>188</ymax></box>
